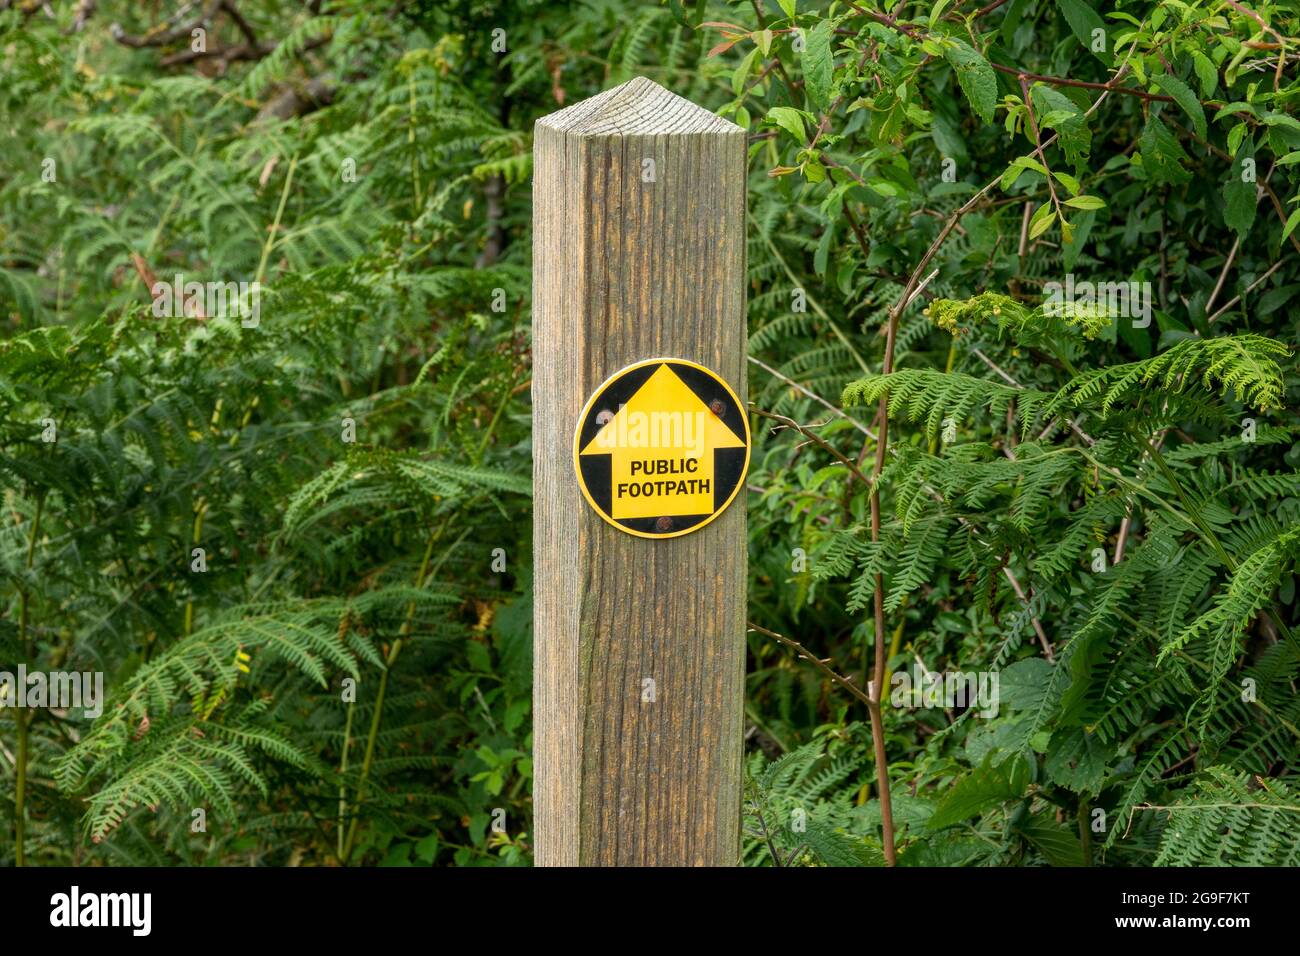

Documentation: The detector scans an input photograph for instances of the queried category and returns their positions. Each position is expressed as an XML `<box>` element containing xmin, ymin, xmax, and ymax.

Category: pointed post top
<box><xmin>536</xmin><ymin>76</ymin><xmax>743</xmax><ymax>137</ymax></box>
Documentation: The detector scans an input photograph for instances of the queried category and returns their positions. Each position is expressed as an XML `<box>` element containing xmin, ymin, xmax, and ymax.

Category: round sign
<box><xmin>573</xmin><ymin>357</ymin><xmax>751</xmax><ymax>539</ymax></box>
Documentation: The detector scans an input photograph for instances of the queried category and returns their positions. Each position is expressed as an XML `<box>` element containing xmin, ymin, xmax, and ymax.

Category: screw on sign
<box><xmin>574</xmin><ymin>358</ymin><xmax>750</xmax><ymax>539</ymax></box>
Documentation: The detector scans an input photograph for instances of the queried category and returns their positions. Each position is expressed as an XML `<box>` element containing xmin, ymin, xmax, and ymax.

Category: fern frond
<box><xmin>1049</xmin><ymin>335</ymin><xmax>1290</xmax><ymax>416</ymax></box>
<box><xmin>1147</xmin><ymin>767</ymin><xmax>1300</xmax><ymax>866</ymax></box>
<box><xmin>843</xmin><ymin>369</ymin><xmax>1046</xmax><ymax>444</ymax></box>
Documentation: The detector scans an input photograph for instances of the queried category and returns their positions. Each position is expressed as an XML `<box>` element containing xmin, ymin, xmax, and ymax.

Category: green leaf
<box><xmin>814</xmin><ymin>217</ymin><xmax>835</xmax><ymax>275</ymax></box>
<box><xmin>803</xmin><ymin>19</ymin><xmax>835</xmax><ymax>111</ymax></box>
<box><xmin>1012</xmin><ymin>154</ymin><xmax>1049</xmax><ymax>175</ymax></box>
<box><xmin>999</xmin><ymin>659</ymin><xmax>1057</xmax><ymax>712</ymax></box>
<box><xmin>1053</xmin><ymin>170</ymin><xmax>1081</xmax><ymax>195</ymax></box>
<box><xmin>1261</xmin><ymin>110</ymin><xmax>1300</xmax><ymax>132</ymax></box>
<box><xmin>1045</xmin><ymin>728</ymin><xmax>1112</xmax><ymax>794</ymax></box>
<box><xmin>766</xmin><ymin>106</ymin><xmax>808</xmax><ymax>144</ymax></box>
<box><xmin>1227</xmin><ymin>121</ymin><xmax>1248</xmax><ymax>156</ymax></box>
<box><xmin>1039</xmin><ymin>109</ymin><xmax>1076</xmax><ymax>129</ymax></box>
<box><xmin>1138</xmin><ymin>115</ymin><xmax>1192</xmax><ymax>185</ymax></box>
<box><xmin>802</xmin><ymin>818</ymin><xmax>884</xmax><ymax>866</ymax></box>
<box><xmin>732</xmin><ymin>46</ymin><xmax>760</xmax><ymax>96</ymax></box>
<box><xmin>1030</xmin><ymin>84</ymin><xmax>1091</xmax><ymax>165</ymax></box>
<box><xmin>1028</xmin><ymin>202</ymin><xmax>1056</xmax><ymax>238</ymax></box>
<box><xmin>380</xmin><ymin>844</ymin><xmax>413</xmax><ymax>867</ymax></box>
<box><xmin>1191</xmin><ymin>51</ymin><xmax>1218</xmax><ymax>97</ymax></box>
<box><xmin>1283</xmin><ymin>207</ymin><xmax>1300</xmax><ymax>242</ymax></box>
<box><xmin>1213</xmin><ymin>101</ymin><xmax>1257</xmax><ymax>122</ymax></box>
<box><xmin>1019</xmin><ymin>817</ymin><xmax>1086</xmax><ymax>866</ymax></box>
<box><xmin>776</xmin><ymin>0</ymin><xmax>796</xmax><ymax>17</ymax></box>
<box><xmin>1062</xmin><ymin>209</ymin><xmax>1095</xmax><ymax>271</ymax></box>
<box><xmin>1064</xmin><ymin>195</ymin><xmax>1105</xmax><ymax>210</ymax></box>
<box><xmin>414</xmin><ymin>833</ymin><xmax>440</xmax><ymax>863</ymax></box>
<box><xmin>942</xmin><ymin>39</ymin><xmax>997</xmax><ymax>125</ymax></box>
<box><xmin>928</xmin><ymin>756</ymin><xmax>1030</xmax><ymax>830</ymax></box>
<box><xmin>1223</xmin><ymin>171</ymin><xmax>1257</xmax><ymax>239</ymax></box>
<box><xmin>1153</xmin><ymin>73</ymin><xmax>1206</xmax><ymax>140</ymax></box>
<box><xmin>1056</xmin><ymin>0</ymin><xmax>1111</xmax><ymax>64</ymax></box>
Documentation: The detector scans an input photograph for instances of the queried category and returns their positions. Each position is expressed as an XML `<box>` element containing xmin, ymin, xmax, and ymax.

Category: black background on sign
<box><xmin>576</xmin><ymin>361</ymin><xmax>748</xmax><ymax>535</ymax></box>
<box><xmin>574</xmin><ymin>362</ymin><xmax>658</xmax><ymax>450</ymax></box>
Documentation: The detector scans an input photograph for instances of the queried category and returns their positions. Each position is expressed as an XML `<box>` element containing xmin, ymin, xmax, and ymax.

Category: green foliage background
<box><xmin>1</xmin><ymin>0</ymin><xmax>1298</xmax><ymax>866</ymax></box>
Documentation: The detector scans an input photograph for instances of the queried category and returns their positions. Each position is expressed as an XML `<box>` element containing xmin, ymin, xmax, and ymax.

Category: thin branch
<box><xmin>967</xmin><ymin>346</ymin><xmax>1097</xmax><ymax>445</ymax></box>
<box><xmin>748</xmin><ymin>356</ymin><xmax>875</xmax><ymax>439</ymax></box>
<box><xmin>750</xmin><ymin>406</ymin><xmax>874</xmax><ymax>487</ymax></box>
<box><xmin>971</xmin><ymin>0</ymin><xmax>1013</xmax><ymax>19</ymax></box>
<box><xmin>220</xmin><ymin>0</ymin><xmax>258</xmax><ymax>45</ymax></box>
<box><xmin>1207</xmin><ymin>259</ymin><xmax>1284</xmax><ymax>323</ymax></box>
<box><xmin>1001</xmin><ymin>566</ymin><xmax>1053</xmax><ymax>660</ymax></box>
<box><xmin>993</xmin><ymin>61</ymin><xmax>1181</xmax><ymax>104</ymax></box>
<box><xmin>1204</xmin><ymin>235</ymin><xmax>1242</xmax><ymax>316</ymax></box>
<box><xmin>971</xmin><ymin>346</ymin><xmax>1021</xmax><ymax>388</ymax></box>
<box><xmin>749</xmin><ymin>622</ymin><xmax>873</xmax><ymax>708</ymax></box>
<box><xmin>111</xmin><ymin>0</ymin><xmax>221</xmax><ymax>48</ymax></box>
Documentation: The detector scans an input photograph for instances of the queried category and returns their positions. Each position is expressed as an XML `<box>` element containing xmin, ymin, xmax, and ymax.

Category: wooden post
<box><xmin>532</xmin><ymin>77</ymin><xmax>748</xmax><ymax>866</ymax></box>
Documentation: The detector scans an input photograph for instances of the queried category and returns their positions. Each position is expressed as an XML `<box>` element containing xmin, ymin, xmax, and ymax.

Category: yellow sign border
<box><xmin>572</xmin><ymin>357</ymin><xmax>751</xmax><ymax>540</ymax></box>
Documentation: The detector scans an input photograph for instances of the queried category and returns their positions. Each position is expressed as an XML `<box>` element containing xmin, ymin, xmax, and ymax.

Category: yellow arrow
<box><xmin>580</xmin><ymin>364</ymin><xmax>743</xmax><ymax>520</ymax></box>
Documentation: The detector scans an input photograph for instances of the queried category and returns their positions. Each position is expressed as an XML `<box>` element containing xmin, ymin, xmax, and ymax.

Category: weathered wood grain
<box><xmin>532</xmin><ymin>77</ymin><xmax>747</xmax><ymax>866</ymax></box>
